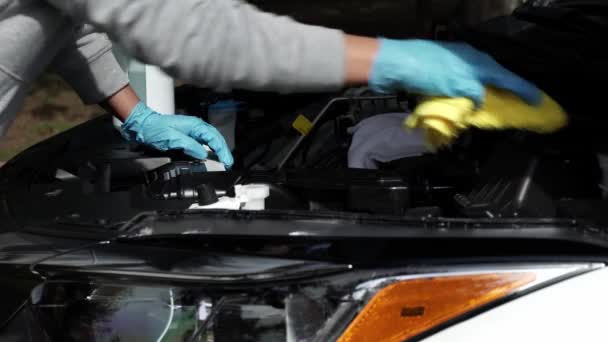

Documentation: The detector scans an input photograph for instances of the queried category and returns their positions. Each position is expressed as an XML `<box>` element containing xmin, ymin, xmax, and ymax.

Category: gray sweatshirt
<box><xmin>0</xmin><ymin>0</ymin><xmax>346</xmax><ymax>135</ymax></box>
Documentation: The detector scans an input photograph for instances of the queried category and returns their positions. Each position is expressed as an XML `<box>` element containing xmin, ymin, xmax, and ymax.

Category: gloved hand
<box><xmin>121</xmin><ymin>102</ymin><xmax>234</xmax><ymax>168</ymax></box>
<box><xmin>369</xmin><ymin>39</ymin><xmax>542</xmax><ymax>106</ymax></box>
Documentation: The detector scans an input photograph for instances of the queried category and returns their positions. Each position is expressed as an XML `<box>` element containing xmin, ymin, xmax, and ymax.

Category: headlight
<box><xmin>20</xmin><ymin>263</ymin><xmax>599</xmax><ymax>342</ymax></box>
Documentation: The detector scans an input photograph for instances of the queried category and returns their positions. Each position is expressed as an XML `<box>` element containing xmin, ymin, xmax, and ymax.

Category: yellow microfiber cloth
<box><xmin>404</xmin><ymin>87</ymin><xmax>568</xmax><ymax>150</ymax></box>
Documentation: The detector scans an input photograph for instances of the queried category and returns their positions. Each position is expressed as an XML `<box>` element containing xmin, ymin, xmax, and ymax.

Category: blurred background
<box><xmin>0</xmin><ymin>74</ymin><xmax>100</xmax><ymax>163</ymax></box>
<box><xmin>0</xmin><ymin>0</ymin><xmax>525</xmax><ymax>164</ymax></box>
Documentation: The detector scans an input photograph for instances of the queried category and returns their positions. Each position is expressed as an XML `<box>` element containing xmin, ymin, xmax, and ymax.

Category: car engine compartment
<box><xmin>1</xmin><ymin>0</ymin><xmax>608</xmax><ymax>229</ymax></box>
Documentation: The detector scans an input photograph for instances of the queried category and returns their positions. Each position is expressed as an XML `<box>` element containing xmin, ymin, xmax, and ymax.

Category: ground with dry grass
<box><xmin>0</xmin><ymin>74</ymin><xmax>102</xmax><ymax>162</ymax></box>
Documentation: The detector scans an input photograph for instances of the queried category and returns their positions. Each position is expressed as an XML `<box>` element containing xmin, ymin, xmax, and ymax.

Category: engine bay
<box><xmin>0</xmin><ymin>85</ymin><xmax>604</xmax><ymax>229</ymax></box>
<box><xmin>2</xmin><ymin>0</ymin><xmax>608</xmax><ymax>229</ymax></box>
<box><xmin>159</xmin><ymin>86</ymin><xmax>603</xmax><ymax>219</ymax></box>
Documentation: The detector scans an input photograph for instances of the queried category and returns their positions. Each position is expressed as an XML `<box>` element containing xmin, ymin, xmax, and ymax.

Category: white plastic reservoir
<box><xmin>189</xmin><ymin>184</ymin><xmax>270</xmax><ymax>211</ymax></box>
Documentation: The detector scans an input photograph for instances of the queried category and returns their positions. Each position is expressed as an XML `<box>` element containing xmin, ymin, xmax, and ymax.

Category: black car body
<box><xmin>1</xmin><ymin>1</ymin><xmax>608</xmax><ymax>341</ymax></box>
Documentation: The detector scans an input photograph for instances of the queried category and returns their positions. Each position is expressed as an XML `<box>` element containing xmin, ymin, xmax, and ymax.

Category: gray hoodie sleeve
<box><xmin>45</xmin><ymin>0</ymin><xmax>346</xmax><ymax>93</ymax></box>
<box><xmin>52</xmin><ymin>25</ymin><xmax>129</xmax><ymax>104</ymax></box>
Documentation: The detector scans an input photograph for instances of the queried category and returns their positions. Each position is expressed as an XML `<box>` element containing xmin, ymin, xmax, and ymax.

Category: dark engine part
<box><xmin>269</xmin><ymin>169</ymin><xmax>413</xmax><ymax>215</ymax></box>
<box><xmin>420</xmin><ymin>0</ymin><xmax>608</xmax><ymax>217</ymax></box>
<box><xmin>243</xmin><ymin>92</ymin><xmax>408</xmax><ymax>171</ymax></box>
<box><xmin>454</xmin><ymin>138</ymin><xmax>601</xmax><ymax>218</ymax></box>
<box><xmin>145</xmin><ymin>165</ymin><xmax>454</xmax><ymax>216</ymax></box>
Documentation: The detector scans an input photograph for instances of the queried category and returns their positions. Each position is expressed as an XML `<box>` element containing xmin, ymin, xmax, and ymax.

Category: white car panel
<box><xmin>423</xmin><ymin>266</ymin><xmax>608</xmax><ymax>342</ymax></box>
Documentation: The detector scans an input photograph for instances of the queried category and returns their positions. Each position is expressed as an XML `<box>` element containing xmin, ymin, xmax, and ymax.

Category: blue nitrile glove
<box><xmin>121</xmin><ymin>102</ymin><xmax>234</xmax><ymax>168</ymax></box>
<box><xmin>369</xmin><ymin>39</ymin><xmax>542</xmax><ymax>106</ymax></box>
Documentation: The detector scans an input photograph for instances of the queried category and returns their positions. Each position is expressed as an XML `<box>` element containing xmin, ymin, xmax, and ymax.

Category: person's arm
<box><xmin>344</xmin><ymin>35</ymin><xmax>379</xmax><ymax>86</ymax></box>
<box><xmin>99</xmin><ymin>84</ymin><xmax>139</xmax><ymax>121</ymax></box>
<box><xmin>52</xmin><ymin>28</ymin><xmax>233</xmax><ymax>166</ymax></box>
<box><xmin>46</xmin><ymin>0</ymin><xmax>350</xmax><ymax>93</ymax></box>
<box><xmin>46</xmin><ymin>0</ymin><xmax>540</xmax><ymax>105</ymax></box>
<box><xmin>52</xmin><ymin>25</ymin><xmax>130</xmax><ymax>108</ymax></box>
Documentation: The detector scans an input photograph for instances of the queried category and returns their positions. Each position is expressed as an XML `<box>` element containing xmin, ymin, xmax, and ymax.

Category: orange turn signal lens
<box><xmin>338</xmin><ymin>272</ymin><xmax>536</xmax><ymax>342</ymax></box>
